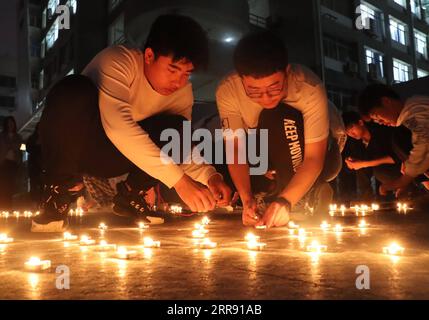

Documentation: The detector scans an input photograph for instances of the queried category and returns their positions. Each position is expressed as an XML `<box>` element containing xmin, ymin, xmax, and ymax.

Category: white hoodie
<box><xmin>396</xmin><ymin>95</ymin><xmax>429</xmax><ymax>177</ymax></box>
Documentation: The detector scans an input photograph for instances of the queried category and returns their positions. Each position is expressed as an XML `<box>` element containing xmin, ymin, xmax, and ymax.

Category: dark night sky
<box><xmin>0</xmin><ymin>0</ymin><xmax>17</xmax><ymax>58</ymax></box>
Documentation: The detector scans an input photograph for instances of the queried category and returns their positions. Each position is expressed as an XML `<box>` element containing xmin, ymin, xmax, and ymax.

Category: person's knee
<box><xmin>139</xmin><ymin>114</ymin><xmax>189</xmax><ymax>152</ymax></box>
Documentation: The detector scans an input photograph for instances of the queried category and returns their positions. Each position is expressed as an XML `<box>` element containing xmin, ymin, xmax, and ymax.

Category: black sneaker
<box><xmin>31</xmin><ymin>184</ymin><xmax>83</xmax><ymax>233</ymax></box>
<box><xmin>112</xmin><ymin>181</ymin><xmax>166</xmax><ymax>224</ymax></box>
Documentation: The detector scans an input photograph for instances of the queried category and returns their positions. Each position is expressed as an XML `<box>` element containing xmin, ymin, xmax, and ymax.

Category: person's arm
<box><xmin>83</xmin><ymin>46</ymin><xmax>185</xmax><ymax>188</ymax></box>
<box><xmin>364</xmin><ymin>156</ymin><xmax>395</xmax><ymax>168</ymax></box>
<box><xmin>216</xmin><ymin>81</ymin><xmax>259</xmax><ymax>224</ymax></box>
<box><xmin>347</xmin><ymin>156</ymin><xmax>395</xmax><ymax>170</ymax></box>
<box><xmin>278</xmin><ymin>138</ymin><xmax>327</xmax><ymax>206</ymax></box>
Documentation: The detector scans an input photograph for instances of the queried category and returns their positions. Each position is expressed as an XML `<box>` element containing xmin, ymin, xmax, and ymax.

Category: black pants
<box><xmin>251</xmin><ymin>103</ymin><xmax>340</xmax><ymax>197</ymax></box>
<box><xmin>39</xmin><ymin>75</ymin><xmax>188</xmax><ymax>190</ymax></box>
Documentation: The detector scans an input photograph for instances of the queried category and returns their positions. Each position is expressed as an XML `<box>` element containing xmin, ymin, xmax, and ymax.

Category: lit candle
<box><xmin>383</xmin><ymin>242</ymin><xmax>404</xmax><ymax>255</ymax></box>
<box><xmin>0</xmin><ymin>233</ymin><xmax>13</xmax><ymax>244</ymax></box>
<box><xmin>320</xmin><ymin>221</ymin><xmax>330</xmax><ymax>231</ymax></box>
<box><xmin>247</xmin><ymin>239</ymin><xmax>266</xmax><ymax>251</ymax></box>
<box><xmin>298</xmin><ymin>228</ymin><xmax>307</xmax><ymax>238</ymax></box>
<box><xmin>79</xmin><ymin>235</ymin><xmax>95</xmax><ymax>246</ymax></box>
<box><xmin>116</xmin><ymin>246</ymin><xmax>137</xmax><ymax>259</ymax></box>
<box><xmin>95</xmin><ymin>240</ymin><xmax>117</xmax><ymax>251</ymax></box>
<box><xmin>245</xmin><ymin>233</ymin><xmax>265</xmax><ymax>251</ymax></box>
<box><xmin>329</xmin><ymin>211</ymin><xmax>335</xmax><ymax>217</ymax></box>
<box><xmin>143</xmin><ymin>237</ymin><xmax>161</xmax><ymax>248</ymax></box>
<box><xmin>138</xmin><ymin>222</ymin><xmax>149</xmax><ymax>230</ymax></box>
<box><xmin>201</xmin><ymin>216</ymin><xmax>210</xmax><ymax>225</ymax></box>
<box><xmin>192</xmin><ymin>229</ymin><xmax>205</xmax><ymax>238</ymax></box>
<box><xmin>76</xmin><ymin>207</ymin><xmax>84</xmax><ymax>216</ymax></box>
<box><xmin>169</xmin><ymin>204</ymin><xmax>183</xmax><ymax>214</ymax></box>
<box><xmin>306</xmin><ymin>240</ymin><xmax>327</xmax><ymax>253</ymax></box>
<box><xmin>340</xmin><ymin>205</ymin><xmax>346</xmax><ymax>216</ymax></box>
<box><xmin>196</xmin><ymin>238</ymin><xmax>217</xmax><ymax>249</ymax></box>
<box><xmin>288</xmin><ymin>221</ymin><xmax>299</xmax><ymax>229</ymax></box>
<box><xmin>98</xmin><ymin>223</ymin><xmax>108</xmax><ymax>231</ymax></box>
<box><xmin>194</xmin><ymin>223</ymin><xmax>209</xmax><ymax>234</ymax></box>
<box><xmin>14</xmin><ymin>211</ymin><xmax>20</xmax><ymax>218</ymax></box>
<box><xmin>63</xmin><ymin>232</ymin><xmax>78</xmax><ymax>241</ymax></box>
<box><xmin>334</xmin><ymin>224</ymin><xmax>343</xmax><ymax>233</ymax></box>
<box><xmin>329</xmin><ymin>204</ymin><xmax>337</xmax><ymax>212</ymax></box>
<box><xmin>25</xmin><ymin>257</ymin><xmax>51</xmax><ymax>271</ymax></box>
<box><xmin>371</xmin><ymin>203</ymin><xmax>380</xmax><ymax>211</ymax></box>
<box><xmin>358</xmin><ymin>219</ymin><xmax>368</xmax><ymax>228</ymax></box>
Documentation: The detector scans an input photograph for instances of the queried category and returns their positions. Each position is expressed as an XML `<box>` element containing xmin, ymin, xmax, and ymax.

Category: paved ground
<box><xmin>0</xmin><ymin>204</ymin><xmax>429</xmax><ymax>300</ymax></box>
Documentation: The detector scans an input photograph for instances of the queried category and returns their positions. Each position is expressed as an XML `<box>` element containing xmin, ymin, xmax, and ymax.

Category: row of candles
<box><xmin>1</xmin><ymin>211</ymin><xmax>407</xmax><ymax>271</ymax></box>
<box><xmin>328</xmin><ymin>202</ymin><xmax>411</xmax><ymax>217</ymax></box>
<box><xmin>0</xmin><ymin>211</ymin><xmax>40</xmax><ymax>219</ymax></box>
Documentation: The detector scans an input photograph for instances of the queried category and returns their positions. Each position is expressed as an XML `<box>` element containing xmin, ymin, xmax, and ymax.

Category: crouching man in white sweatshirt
<box><xmin>32</xmin><ymin>14</ymin><xmax>231</xmax><ymax>232</ymax></box>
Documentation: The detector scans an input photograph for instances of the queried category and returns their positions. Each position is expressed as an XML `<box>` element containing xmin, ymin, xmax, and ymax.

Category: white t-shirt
<box><xmin>216</xmin><ymin>64</ymin><xmax>329</xmax><ymax>144</ymax></box>
<box><xmin>82</xmin><ymin>45</ymin><xmax>217</xmax><ymax>188</ymax></box>
<box><xmin>396</xmin><ymin>95</ymin><xmax>429</xmax><ymax>177</ymax></box>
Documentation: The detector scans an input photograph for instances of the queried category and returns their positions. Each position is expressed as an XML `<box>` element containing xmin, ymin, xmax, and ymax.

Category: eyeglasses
<box><xmin>243</xmin><ymin>78</ymin><xmax>286</xmax><ymax>99</ymax></box>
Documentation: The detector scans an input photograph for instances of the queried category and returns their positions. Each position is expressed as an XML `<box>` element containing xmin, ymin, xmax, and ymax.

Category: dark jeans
<box><xmin>39</xmin><ymin>74</ymin><xmax>188</xmax><ymax>191</ymax></box>
<box><xmin>251</xmin><ymin>103</ymin><xmax>340</xmax><ymax>196</ymax></box>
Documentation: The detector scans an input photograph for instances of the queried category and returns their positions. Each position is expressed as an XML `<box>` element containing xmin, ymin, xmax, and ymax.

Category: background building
<box><xmin>16</xmin><ymin>0</ymin><xmax>429</xmax><ymax>135</ymax></box>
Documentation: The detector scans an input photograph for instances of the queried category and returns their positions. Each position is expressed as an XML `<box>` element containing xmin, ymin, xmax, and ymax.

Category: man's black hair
<box><xmin>358</xmin><ymin>84</ymin><xmax>401</xmax><ymax>116</ymax></box>
<box><xmin>144</xmin><ymin>14</ymin><xmax>209</xmax><ymax>70</ymax></box>
<box><xmin>233</xmin><ymin>31</ymin><xmax>288</xmax><ymax>78</ymax></box>
<box><xmin>342</xmin><ymin>111</ymin><xmax>363</xmax><ymax>129</ymax></box>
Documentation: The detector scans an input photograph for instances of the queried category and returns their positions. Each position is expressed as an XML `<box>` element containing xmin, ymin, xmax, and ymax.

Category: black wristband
<box><xmin>273</xmin><ymin>197</ymin><xmax>292</xmax><ymax>211</ymax></box>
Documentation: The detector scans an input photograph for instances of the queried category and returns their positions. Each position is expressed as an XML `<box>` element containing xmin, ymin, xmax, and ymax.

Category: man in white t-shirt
<box><xmin>358</xmin><ymin>84</ymin><xmax>429</xmax><ymax>195</ymax></box>
<box><xmin>216</xmin><ymin>32</ymin><xmax>331</xmax><ymax>228</ymax></box>
<box><xmin>32</xmin><ymin>15</ymin><xmax>231</xmax><ymax>232</ymax></box>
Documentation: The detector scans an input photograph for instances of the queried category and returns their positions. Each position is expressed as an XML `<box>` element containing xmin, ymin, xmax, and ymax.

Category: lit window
<box><xmin>393</xmin><ymin>59</ymin><xmax>412</xmax><ymax>82</ymax></box>
<box><xmin>394</xmin><ymin>0</ymin><xmax>407</xmax><ymax>8</ymax></box>
<box><xmin>66</xmin><ymin>0</ymin><xmax>77</xmax><ymax>14</ymax></box>
<box><xmin>417</xmin><ymin>69</ymin><xmax>429</xmax><ymax>78</ymax></box>
<box><xmin>390</xmin><ymin>17</ymin><xmax>407</xmax><ymax>45</ymax></box>
<box><xmin>46</xmin><ymin>17</ymin><xmax>59</xmax><ymax>50</ymax></box>
<box><xmin>366</xmin><ymin>47</ymin><xmax>384</xmax><ymax>78</ymax></box>
<box><xmin>415</xmin><ymin>30</ymin><xmax>428</xmax><ymax>57</ymax></box>
<box><xmin>411</xmin><ymin>0</ymin><xmax>421</xmax><ymax>17</ymax></box>
<box><xmin>47</xmin><ymin>0</ymin><xmax>59</xmax><ymax>16</ymax></box>
<box><xmin>360</xmin><ymin>3</ymin><xmax>376</xmax><ymax>26</ymax></box>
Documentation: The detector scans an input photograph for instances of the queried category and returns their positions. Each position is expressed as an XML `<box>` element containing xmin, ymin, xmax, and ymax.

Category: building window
<box><xmin>0</xmin><ymin>75</ymin><xmax>16</xmax><ymax>88</ymax></box>
<box><xmin>108</xmin><ymin>0</ymin><xmax>123</xmax><ymax>12</ymax></box>
<box><xmin>39</xmin><ymin>70</ymin><xmax>44</xmax><ymax>90</ymax></box>
<box><xmin>359</xmin><ymin>2</ymin><xmax>384</xmax><ymax>36</ymax></box>
<box><xmin>46</xmin><ymin>17</ymin><xmax>59</xmax><ymax>50</ymax></box>
<box><xmin>323</xmin><ymin>36</ymin><xmax>356</xmax><ymax>63</ymax></box>
<box><xmin>42</xmin><ymin>8</ymin><xmax>47</xmax><ymax>28</ymax></box>
<box><xmin>31</xmin><ymin>40</ymin><xmax>41</xmax><ymax>58</ymax></box>
<box><xmin>393</xmin><ymin>59</ymin><xmax>412</xmax><ymax>82</ymax></box>
<box><xmin>365</xmin><ymin>47</ymin><xmax>384</xmax><ymax>78</ymax></box>
<box><xmin>108</xmin><ymin>14</ymin><xmax>125</xmax><ymax>45</ymax></box>
<box><xmin>411</xmin><ymin>0</ymin><xmax>422</xmax><ymax>18</ymax></box>
<box><xmin>40</xmin><ymin>39</ymin><xmax>46</xmax><ymax>58</ymax></box>
<box><xmin>389</xmin><ymin>17</ymin><xmax>407</xmax><ymax>45</ymax></box>
<box><xmin>417</xmin><ymin>69</ymin><xmax>429</xmax><ymax>77</ymax></box>
<box><xmin>47</xmin><ymin>0</ymin><xmax>59</xmax><ymax>16</ymax></box>
<box><xmin>67</xmin><ymin>0</ymin><xmax>77</xmax><ymax>14</ymax></box>
<box><xmin>0</xmin><ymin>96</ymin><xmax>15</xmax><ymax>109</ymax></box>
<box><xmin>415</xmin><ymin>29</ymin><xmax>428</xmax><ymax>58</ymax></box>
<box><xmin>393</xmin><ymin>0</ymin><xmax>407</xmax><ymax>8</ymax></box>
